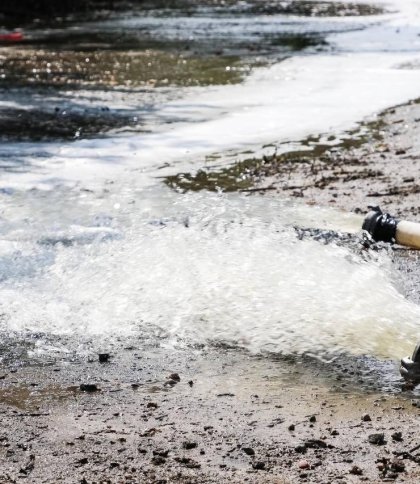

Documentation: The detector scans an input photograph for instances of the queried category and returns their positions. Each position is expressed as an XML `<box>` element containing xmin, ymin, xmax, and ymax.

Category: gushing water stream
<box><xmin>1</xmin><ymin>0</ymin><xmax>420</xmax><ymax>362</ymax></box>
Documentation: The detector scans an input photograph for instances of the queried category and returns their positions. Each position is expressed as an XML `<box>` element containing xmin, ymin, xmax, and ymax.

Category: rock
<box><xmin>288</xmin><ymin>424</ymin><xmax>295</xmax><ymax>431</ymax></box>
<box><xmin>242</xmin><ymin>447</ymin><xmax>255</xmax><ymax>456</ymax></box>
<box><xmin>79</xmin><ymin>384</ymin><xmax>99</xmax><ymax>392</ymax></box>
<box><xmin>164</xmin><ymin>379</ymin><xmax>177</xmax><ymax>387</ymax></box>
<box><xmin>361</xmin><ymin>413</ymin><xmax>371</xmax><ymax>422</ymax></box>
<box><xmin>349</xmin><ymin>465</ymin><xmax>363</xmax><ymax>475</ymax></box>
<box><xmin>188</xmin><ymin>380</ymin><xmax>194</xmax><ymax>387</ymax></box>
<box><xmin>390</xmin><ymin>459</ymin><xmax>405</xmax><ymax>473</ymax></box>
<box><xmin>298</xmin><ymin>459</ymin><xmax>310</xmax><ymax>470</ymax></box>
<box><xmin>252</xmin><ymin>461</ymin><xmax>266</xmax><ymax>470</ymax></box>
<box><xmin>391</xmin><ymin>431</ymin><xmax>403</xmax><ymax>442</ymax></box>
<box><xmin>182</xmin><ymin>441</ymin><xmax>197</xmax><ymax>450</ymax></box>
<box><xmin>152</xmin><ymin>456</ymin><xmax>166</xmax><ymax>465</ymax></box>
<box><xmin>294</xmin><ymin>444</ymin><xmax>307</xmax><ymax>454</ymax></box>
<box><xmin>368</xmin><ymin>433</ymin><xmax>385</xmax><ymax>445</ymax></box>
<box><xmin>174</xmin><ymin>457</ymin><xmax>201</xmax><ymax>469</ymax></box>
<box><xmin>98</xmin><ymin>353</ymin><xmax>110</xmax><ymax>363</ymax></box>
<box><xmin>169</xmin><ymin>373</ymin><xmax>180</xmax><ymax>382</ymax></box>
<box><xmin>304</xmin><ymin>439</ymin><xmax>328</xmax><ymax>449</ymax></box>
<box><xmin>77</xmin><ymin>457</ymin><xmax>88</xmax><ymax>466</ymax></box>
<box><xmin>153</xmin><ymin>449</ymin><xmax>169</xmax><ymax>458</ymax></box>
<box><xmin>309</xmin><ymin>415</ymin><xmax>317</xmax><ymax>423</ymax></box>
<box><xmin>147</xmin><ymin>402</ymin><xmax>158</xmax><ymax>409</ymax></box>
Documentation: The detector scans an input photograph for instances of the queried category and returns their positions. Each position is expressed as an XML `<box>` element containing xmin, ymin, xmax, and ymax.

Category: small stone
<box><xmin>79</xmin><ymin>384</ymin><xmax>99</xmax><ymax>392</ymax></box>
<box><xmin>368</xmin><ymin>433</ymin><xmax>385</xmax><ymax>445</ymax></box>
<box><xmin>188</xmin><ymin>380</ymin><xmax>194</xmax><ymax>387</ymax></box>
<box><xmin>169</xmin><ymin>373</ymin><xmax>180</xmax><ymax>382</ymax></box>
<box><xmin>98</xmin><ymin>353</ymin><xmax>110</xmax><ymax>363</ymax></box>
<box><xmin>294</xmin><ymin>445</ymin><xmax>307</xmax><ymax>454</ymax></box>
<box><xmin>252</xmin><ymin>461</ymin><xmax>266</xmax><ymax>470</ymax></box>
<box><xmin>152</xmin><ymin>456</ymin><xmax>166</xmax><ymax>465</ymax></box>
<box><xmin>349</xmin><ymin>465</ymin><xmax>363</xmax><ymax>475</ymax></box>
<box><xmin>390</xmin><ymin>459</ymin><xmax>405</xmax><ymax>473</ymax></box>
<box><xmin>298</xmin><ymin>459</ymin><xmax>310</xmax><ymax>470</ymax></box>
<box><xmin>288</xmin><ymin>424</ymin><xmax>295</xmax><ymax>431</ymax></box>
<box><xmin>361</xmin><ymin>414</ymin><xmax>371</xmax><ymax>422</ymax></box>
<box><xmin>153</xmin><ymin>449</ymin><xmax>169</xmax><ymax>458</ymax></box>
<box><xmin>147</xmin><ymin>402</ymin><xmax>158</xmax><ymax>409</ymax></box>
<box><xmin>242</xmin><ymin>447</ymin><xmax>255</xmax><ymax>456</ymax></box>
<box><xmin>391</xmin><ymin>431</ymin><xmax>403</xmax><ymax>442</ymax></box>
<box><xmin>309</xmin><ymin>415</ymin><xmax>316</xmax><ymax>423</ymax></box>
<box><xmin>182</xmin><ymin>441</ymin><xmax>197</xmax><ymax>450</ymax></box>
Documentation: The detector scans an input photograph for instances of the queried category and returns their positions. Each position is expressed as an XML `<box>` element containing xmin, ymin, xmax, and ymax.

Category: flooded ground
<box><xmin>1</xmin><ymin>0</ymin><xmax>420</xmax><ymax>481</ymax></box>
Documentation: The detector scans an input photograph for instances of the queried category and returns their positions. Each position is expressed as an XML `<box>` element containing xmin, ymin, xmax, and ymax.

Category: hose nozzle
<box><xmin>362</xmin><ymin>206</ymin><xmax>398</xmax><ymax>243</ymax></box>
<box><xmin>363</xmin><ymin>206</ymin><xmax>420</xmax><ymax>250</ymax></box>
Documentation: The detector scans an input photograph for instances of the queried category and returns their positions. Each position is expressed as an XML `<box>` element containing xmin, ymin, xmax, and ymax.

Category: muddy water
<box><xmin>1</xmin><ymin>1</ymin><xmax>420</xmax><ymax>387</ymax></box>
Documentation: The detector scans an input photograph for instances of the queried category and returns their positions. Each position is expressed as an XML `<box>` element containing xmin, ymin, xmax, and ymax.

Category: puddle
<box><xmin>0</xmin><ymin>384</ymin><xmax>77</xmax><ymax>411</ymax></box>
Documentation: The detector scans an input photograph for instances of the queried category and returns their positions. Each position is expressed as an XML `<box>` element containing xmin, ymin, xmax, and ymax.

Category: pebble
<box><xmin>182</xmin><ymin>441</ymin><xmax>197</xmax><ymax>450</ymax></box>
<box><xmin>252</xmin><ymin>461</ymin><xmax>266</xmax><ymax>470</ymax></box>
<box><xmin>361</xmin><ymin>413</ymin><xmax>371</xmax><ymax>422</ymax></box>
<box><xmin>98</xmin><ymin>353</ymin><xmax>110</xmax><ymax>363</ymax></box>
<box><xmin>79</xmin><ymin>384</ymin><xmax>99</xmax><ymax>392</ymax></box>
<box><xmin>242</xmin><ymin>447</ymin><xmax>255</xmax><ymax>456</ymax></box>
<box><xmin>288</xmin><ymin>424</ymin><xmax>295</xmax><ymax>431</ymax></box>
<box><xmin>368</xmin><ymin>433</ymin><xmax>385</xmax><ymax>445</ymax></box>
<box><xmin>349</xmin><ymin>465</ymin><xmax>363</xmax><ymax>475</ymax></box>
<box><xmin>298</xmin><ymin>459</ymin><xmax>310</xmax><ymax>470</ymax></box>
<box><xmin>391</xmin><ymin>431</ymin><xmax>403</xmax><ymax>442</ymax></box>
<box><xmin>169</xmin><ymin>373</ymin><xmax>180</xmax><ymax>382</ymax></box>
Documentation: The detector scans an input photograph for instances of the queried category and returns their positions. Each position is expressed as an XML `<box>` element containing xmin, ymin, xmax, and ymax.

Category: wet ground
<box><xmin>1</xmin><ymin>1</ymin><xmax>420</xmax><ymax>482</ymax></box>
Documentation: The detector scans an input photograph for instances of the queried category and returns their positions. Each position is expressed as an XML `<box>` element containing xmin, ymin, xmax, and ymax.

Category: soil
<box><xmin>250</xmin><ymin>100</ymin><xmax>420</xmax><ymax>220</ymax></box>
<box><xmin>2</xmin><ymin>92</ymin><xmax>420</xmax><ymax>484</ymax></box>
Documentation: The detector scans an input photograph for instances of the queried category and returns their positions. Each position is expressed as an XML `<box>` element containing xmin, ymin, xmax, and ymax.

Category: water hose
<box><xmin>362</xmin><ymin>207</ymin><xmax>420</xmax><ymax>384</ymax></box>
<box><xmin>362</xmin><ymin>206</ymin><xmax>420</xmax><ymax>250</ymax></box>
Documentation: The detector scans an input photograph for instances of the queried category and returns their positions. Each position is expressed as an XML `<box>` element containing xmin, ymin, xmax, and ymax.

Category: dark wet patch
<box><xmin>164</xmin><ymin>120</ymin><xmax>385</xmax><ymax>193</ymax></box>
<box><xmin>270</xmin><ymin>34</ymin><xmax>327</xmax><ymax>51</ymax></box>
<box><xmin>0</xmin><ymin>105</ymin><xmax>140</xmax><ymax>142</ymax></box>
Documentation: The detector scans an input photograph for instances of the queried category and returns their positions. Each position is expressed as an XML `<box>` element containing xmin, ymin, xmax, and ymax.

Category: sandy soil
<box><xmin>1</xmin><ymin>101</ymin><xmax>420</xmax><ymax>483</ymax></box>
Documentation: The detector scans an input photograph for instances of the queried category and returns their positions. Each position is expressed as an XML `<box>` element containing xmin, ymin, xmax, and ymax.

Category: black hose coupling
<box><xmin>362</xmin><ymin>206</ymin><xmax>399</xmax><ymax>243</ymax></box>
<box><xmin>400</xmin><ymin>344</ymin><xmax>420</xmax><ymax>384</ymax></box>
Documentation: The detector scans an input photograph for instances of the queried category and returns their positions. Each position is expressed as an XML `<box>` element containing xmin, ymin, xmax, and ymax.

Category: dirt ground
<box><xmin>1</xmin><ymin>101</ymin><xmax>420</xmax><ymax>483</ymax></box>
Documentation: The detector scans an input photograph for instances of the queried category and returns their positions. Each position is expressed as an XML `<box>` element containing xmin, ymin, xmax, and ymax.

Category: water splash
<box><xmin>0</xmin><ymin>192</ymin><xmax>418</xmax><ymax>360</ymax></box>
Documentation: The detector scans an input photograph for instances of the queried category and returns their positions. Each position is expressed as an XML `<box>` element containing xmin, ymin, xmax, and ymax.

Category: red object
<box><xmin>0</xmin><ymin>32</ymin><xmax>24</xmax><ymax>42</ymax></box>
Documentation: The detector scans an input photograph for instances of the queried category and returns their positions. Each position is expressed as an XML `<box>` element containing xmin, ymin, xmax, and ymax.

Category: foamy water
<box><xmin>1</xmin><ymin>0</ymin><xmax>420</xmax><ymax>360</ymax></box>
